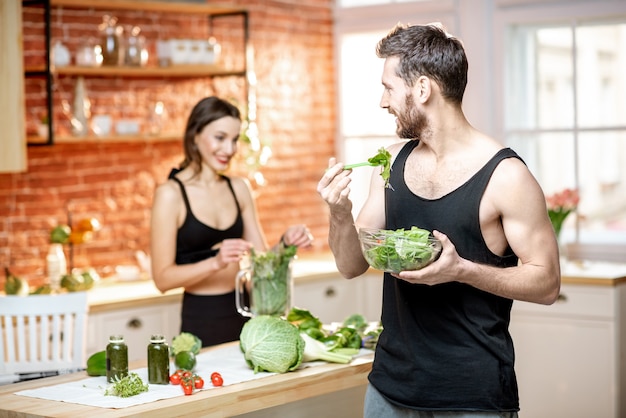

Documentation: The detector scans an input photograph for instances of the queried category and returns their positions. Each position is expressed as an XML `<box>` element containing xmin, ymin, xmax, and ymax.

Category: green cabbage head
<box><xmin>239</xmin><ymin>315</ymin><xmax>304</xmax><ymax>373</ymax></box>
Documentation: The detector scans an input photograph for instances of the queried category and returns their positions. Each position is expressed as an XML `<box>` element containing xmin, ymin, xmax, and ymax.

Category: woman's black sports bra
<box><xmin>169</xmin><ymin>172</ymin><xmax>244</xmax><ymax>265</ymax></box>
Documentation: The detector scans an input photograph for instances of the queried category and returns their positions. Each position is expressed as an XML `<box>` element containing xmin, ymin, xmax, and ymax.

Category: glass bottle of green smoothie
<box><xmin>147</xmin><ymin>334</ymin><xmax>170</xmax><ymax>384</ymax></box>
<box><xmin>106</xmin><ymin>335</ymin><xmax>128</xmax><ymax>383</ymax></box>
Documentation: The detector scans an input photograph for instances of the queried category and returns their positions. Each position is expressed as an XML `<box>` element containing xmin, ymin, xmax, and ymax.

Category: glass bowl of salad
<box><xmin>359</xmin><ymin>226</ymin><xmax>442</xmax><ymax>273</ymax></box>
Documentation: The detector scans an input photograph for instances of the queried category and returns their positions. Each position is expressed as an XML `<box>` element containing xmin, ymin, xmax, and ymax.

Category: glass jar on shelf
<box><xmin>99</xmin><ymin>15</ymin><xmax>124</xmax><ymax>66</ymax></box>
<box><xmin>125</xmin><ymin>26</ymin><xmax>147</xmax><ymax>67</ymax></box>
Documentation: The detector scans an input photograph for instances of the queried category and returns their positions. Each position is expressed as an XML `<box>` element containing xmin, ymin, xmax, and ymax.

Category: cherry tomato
<box><xmin>182</xmin><ymin>371</ymin><xmax>192</xmax><ymax>379</ymax></box>
<box><xmin>194</xmin><ymin>376</ymin><xmax>205</xmax><ymax>389</ymax></box>
<box><xmin>182</xmin><ymin>383</ymin><xmax>194</xmax><ymax>395</ymax></box>
<box><xmin>211</xmin><ymin>372</ymin><xmax>223</xmax><ymax>387</ymax></box>
<box><xmin>169</xmin><ymin>373</ymin><xmax>182</xmax><ymax>385</ymax></box>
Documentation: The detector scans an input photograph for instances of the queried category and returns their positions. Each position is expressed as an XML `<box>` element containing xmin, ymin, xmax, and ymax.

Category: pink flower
<box><xmin>546</xmin><ymin>188</ymin><xmax>579</xmax><ymax>238</ymax></box>
<box><xmin>546</xmin><ymin>188</ymin><xmax>580</xmax><ymax>212</ymax></box>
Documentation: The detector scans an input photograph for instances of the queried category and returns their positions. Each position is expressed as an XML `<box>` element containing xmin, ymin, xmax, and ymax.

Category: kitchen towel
<box><xmin>15</xmin><ymin>343</ymin><xmax>373</xmax><ymax>409</ymax></box>
<box><xmin>14</xmin><ymin>343</ymin><xmax>275</xmax><ymax>409</ymax></box>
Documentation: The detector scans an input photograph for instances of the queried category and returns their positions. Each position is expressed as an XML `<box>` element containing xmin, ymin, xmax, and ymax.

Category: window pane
<box><xmin>507</xmin><ymin>132</ymin><xmax>577</xmax><ymax>193</ymax></box>
<box><xmin>578</xmin><ymin>130</ymin><xmax>626</xmax><ymax>242</ymax></box>
<box><xmin>339</xmin><ymin>32</ymin><xmax>396</xmax><ymax>136</ymax></box>
<box><xmin>536</xmin><ymin>28</ymin><xmax>575</xmax><ymax>129</ymax></box>
<box><xmin>506</xmin><ymin>26</ymin><xmax>574</xmax><ymax>130</ymax></box>
<box><xmin>576</xmin><ymin>24</ymin><xmax>626</xmax><ymax>128</ymax></box>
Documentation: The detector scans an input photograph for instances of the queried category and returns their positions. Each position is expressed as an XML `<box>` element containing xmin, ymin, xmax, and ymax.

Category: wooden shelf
<box><xmin>49</xmin><ymin>0</ymin><xmax>246</xmax><ymax>16</ymax></box>
<box><xmin>24</xmin><ymin>0</ymin><xmax>249</xmax><ymax>146</ymax></box>
<box><xmin>27</xmin><ymin>65</ymin><xmax>247</xmax><ymax>78</ymax></box>
<box><xmin>27</xmin><ymin>133</ymin><xmax>180</xmax><ymax>144</ymax></box>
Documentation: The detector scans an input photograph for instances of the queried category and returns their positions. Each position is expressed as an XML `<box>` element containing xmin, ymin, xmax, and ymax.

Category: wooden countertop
<box><xmin>0</xmin><ymin>343</ymin><xmax>374</xmax><ymax>418</ymax></box>
<box><xmin>86</xmin><ymin>256</ymin><xmax>626</xmax><ymax>313</ymax></box>
<box><xmin>9</xmin><ymin>254</ymin><xmax>626</xmax><ymax>314</ymax></box>
<box><xmin>560</xmin><ymin>260</ymin><xmax>626</xmax><ymax>286</ymax></box>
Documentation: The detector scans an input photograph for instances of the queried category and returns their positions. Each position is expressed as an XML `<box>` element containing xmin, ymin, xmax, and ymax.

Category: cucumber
<box><xmin>86</xmin><ymin>350</ymin><xmax>107</xmax><ymax>376</ymax></box>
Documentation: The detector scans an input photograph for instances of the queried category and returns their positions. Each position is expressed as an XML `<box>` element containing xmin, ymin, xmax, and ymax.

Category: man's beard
<box><xmin>396</xmin><ymin>93</ymin><xmax>428</xmax><ymax>140</ymax></box>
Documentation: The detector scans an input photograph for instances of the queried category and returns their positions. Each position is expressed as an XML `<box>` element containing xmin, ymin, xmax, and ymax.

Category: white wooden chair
<box><xmin>0</xmin><ymin>292</ymin><xmax>88</xmax><ymax>385</ymax></box>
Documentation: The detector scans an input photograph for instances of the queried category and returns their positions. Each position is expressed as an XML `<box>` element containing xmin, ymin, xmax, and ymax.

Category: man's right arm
<box><xmin>318</xmin><ymin>158</ymin><xmax>386</xmax><ymax>279</ymax></box>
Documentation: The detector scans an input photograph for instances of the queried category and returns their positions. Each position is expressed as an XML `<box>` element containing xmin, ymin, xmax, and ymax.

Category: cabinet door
<box><xmin>510</xmin><ymin>311</ymin><xmax>615</xmax><ymax>417</ymax></box>
<box><xmin>293</xmin><ymin>278</ymin><xmax>360</xmax><ymax>324</ymax></box>
<box><xmin>87</xmin><ymin>302</ymin><xmax>181</xmax><ymax>362</ymax></box>
<box><xmin>0</xmin><ymin>0</ymin><xmax>27</xmax><ymax>172</ymax></box>
<box><xmin>357</xmin><ymin>271</ymin><xmax>383</xmax><ymax>323</ymax></box>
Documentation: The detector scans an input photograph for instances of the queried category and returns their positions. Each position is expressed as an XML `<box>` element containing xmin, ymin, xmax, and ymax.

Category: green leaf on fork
<box><xmin>343</xmin><ymin>147</ymin><xmax>392</xmax><ymax>188</ymax></box>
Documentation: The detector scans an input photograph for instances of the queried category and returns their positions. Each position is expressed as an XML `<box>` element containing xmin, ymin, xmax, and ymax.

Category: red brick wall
<box><xmin>1</xmin><ymin>0</ymin><xmax>335</xmax><ymax>289</ymax></box>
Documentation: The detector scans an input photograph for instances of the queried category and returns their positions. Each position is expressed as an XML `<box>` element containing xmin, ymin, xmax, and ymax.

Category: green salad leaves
<box><xmin>344</xmin><ymin>147</ymin><xmax>392</xmax><ymax>188</ymax></box>
<box><xmin>363</xmin><ymin>226</ymin><xmax>439</xmax><ymax>272</ymax></box>
<box><xmin>248</xmin><ymin>244</ymin><xmax>298</xmax><ymax>316</ymax></box>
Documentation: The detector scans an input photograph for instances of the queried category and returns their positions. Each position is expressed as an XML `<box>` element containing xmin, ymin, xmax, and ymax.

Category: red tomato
<box><xmin>211</xmin><ymin>373</ymin><xmax>223</xmax><ymax>387</ymax></box>
<box><xmin>169</xmin><ymin>373</ymin><xmax>182</xmax><ymax>385</ymax></box>
<box><xmin>194</xmin><ymin>376</ymin><xmax>204</xmax><ymax>389</ymax></box>
<box><xmin>182</xmin><ymin>371</ymin><xmax>192</xmax><ymax>379</ymax></box>
<box><xmin>182</xmin><ymin>383</ymin><xmax>194</xmax><ymax>395</ymax></box>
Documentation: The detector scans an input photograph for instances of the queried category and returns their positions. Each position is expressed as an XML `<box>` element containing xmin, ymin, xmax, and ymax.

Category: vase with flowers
<box><xmin>545</xmin><ymin>188</ymin><xmax>579</xmax><ymax>256</ymax></box>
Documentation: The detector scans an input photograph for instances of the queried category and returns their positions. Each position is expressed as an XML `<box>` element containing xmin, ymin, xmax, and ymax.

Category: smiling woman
<box><xmin>150</xmin><ymin>96</ymin><xmax>314</xmax><ymax>348</ymax></box>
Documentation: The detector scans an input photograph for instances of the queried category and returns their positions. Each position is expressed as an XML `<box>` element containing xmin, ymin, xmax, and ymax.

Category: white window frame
<box><xmin>334</xmin><ymin>0</ymin><xmax>626</xmax><ymax>260</ymax></box>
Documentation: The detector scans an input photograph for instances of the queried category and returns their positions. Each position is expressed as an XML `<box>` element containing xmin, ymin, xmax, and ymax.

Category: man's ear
<box><xmin>414</xmin><ymin>75</ymin><xmax>431</xmax><ymax>103</ymax></box>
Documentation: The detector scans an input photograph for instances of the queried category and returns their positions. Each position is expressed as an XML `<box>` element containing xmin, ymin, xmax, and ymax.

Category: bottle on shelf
<box><xmin>99</xmin><ymin>15</ymin><xmax>124</xmax><ymax>66</ymax></box>
<box><xmin>71</xmin><ymin>76</ymin><xmax>91</xmax><ymax>137</ymax></box>
<box><xmin>46</xmin><ymin>243</ymin><xmax>67</xmax><ymax>292</ymax></box>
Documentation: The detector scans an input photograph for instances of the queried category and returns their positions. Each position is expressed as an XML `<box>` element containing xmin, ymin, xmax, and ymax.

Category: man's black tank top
<box><xmin>169</xmin><ymin>171</ymin><xmax>244</xmax><ymax>265</ymax></box>
<box><xmin>369</xmin><ymin>140</ymin><xmax>522</xmax><ymax>412</ymax></box>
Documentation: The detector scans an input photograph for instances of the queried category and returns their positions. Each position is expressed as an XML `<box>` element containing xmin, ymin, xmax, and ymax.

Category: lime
<box><xmin>50</xmin><ymin>225</ymin><xmax>71</xmax><ymax>244</ymax></box>
<box><xmin>174</xmin><ymin>350</ymin><xmax>197</xmax><ymax>371</ymax></box>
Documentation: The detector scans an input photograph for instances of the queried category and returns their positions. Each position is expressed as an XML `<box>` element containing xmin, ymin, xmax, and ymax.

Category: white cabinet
<box><xmin>294</xmin><ymin>276</ymin><xmax>360</xmax><ymax>324</ymax></box>
<box><xmin>87</xmin><ymin>300</ymin><xmax>181</xmax><ymax>362</ymax></box>
<box><xmin>510</xmin><ymin>282</ymin><xmax>626</xmax><ymax>418</ymax></box>
<box><xmin>293</xmin><ymin>270</ymin><xmax>383</xmax><ymax>324</ymax></box>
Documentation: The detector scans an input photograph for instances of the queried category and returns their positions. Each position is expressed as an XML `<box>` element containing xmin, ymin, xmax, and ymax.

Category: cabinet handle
<box><xmin>325</xmin><ymin>287</ymin><xmax>336</xmax><ymax>297</ymax></box>
<box><xmin>556</xmin><ymin>293</ymin><xmax>568</xmax><ymax>303</ymax></box>
<box><xmin>127</xmin><ymin>318</ymin><xmax>142</xmax><ymax>329</ymax></box>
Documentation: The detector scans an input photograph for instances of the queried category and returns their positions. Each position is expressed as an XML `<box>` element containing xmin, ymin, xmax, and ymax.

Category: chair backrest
<box><xmin>0</xmin><ymin>292</ymin><xmax>88</xmax><ymax>376</ymax></box>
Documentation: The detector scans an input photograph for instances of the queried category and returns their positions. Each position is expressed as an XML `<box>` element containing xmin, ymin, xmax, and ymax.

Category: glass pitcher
<box><xmin>235</xmin><ymin>246</ymin><xmax>297</xmax><ymax>318</ymax></box>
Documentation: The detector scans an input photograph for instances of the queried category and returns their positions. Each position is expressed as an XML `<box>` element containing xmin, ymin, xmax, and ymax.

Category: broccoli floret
<box><xmin>170</xmin><ymin>332</ymin><xmax>202</xmax><ymax>356</ymax></box>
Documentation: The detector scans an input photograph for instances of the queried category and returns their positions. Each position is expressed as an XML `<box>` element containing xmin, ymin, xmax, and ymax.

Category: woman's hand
<box><xmin>281</xmin><ymin>224</ymin><xmax>314</xmax><ymax>248</ymax></box>
<box><xmin>214</xmin><ymin>238</ymin><xmax>253</xmax><ymax>269</ymax></box>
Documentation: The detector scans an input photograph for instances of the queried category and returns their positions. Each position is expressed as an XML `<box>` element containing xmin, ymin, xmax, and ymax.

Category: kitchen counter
<box><xmin>560</xmin><ymin>259</ymin><xmax>626</xmax><ymax>286</ymax></box>
<box><xmin>88</xmin><ymin>253</ymin><xmax>343</xmax><ymax>313</ymax></box>
<box><xmin>87</xmin><ymin>256</ymin><xmax>626</xmax><ymax>312</ymax></box>
<box><xmin>0</xmin><ymin>342</ymin><xmax>374</xmax><ymax>417</ymax></box>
